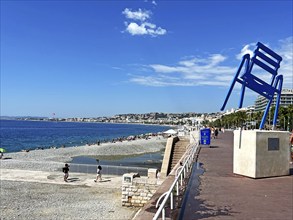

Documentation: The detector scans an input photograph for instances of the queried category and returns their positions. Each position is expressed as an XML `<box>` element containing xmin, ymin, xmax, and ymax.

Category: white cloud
<box><xmin>276</xmin><ymin>37</ymin><xmax>293</xmax><ymax>89</ymax></box>
<box><xmin>122</xmin><ymin>8</ymin><xmax>150</xmax><ymax>21</ymax></box>
<box><xmin>144</xmin><ymin>0</ymin><xmax>157</xmax><ymax>6</ymax></box>
<box><xmin>236</xmin><ymin>43</ymin><xmax>255</xmax><ymax>60</ymax></box>
<box><xmin>130</xmin><ymin>54</ymin><xmax>236</xmax><ymax>87</ymax></box>
<box><xmin>124</xmin><ymin>22</ymin><xmax>166</xmax><ymax>36</ymax></box>
<box><xmin>129</xmin><ymin>75</ymin><xmax>194</xmax><ymax>87</ymax></box>
<box><xmin>124</xmin><ymin>22</ymin><xmax>147</xmax><ymax>35</ymax></box>
<box><xmin>128</xmin><ymin>37</ymin><xmax>292</xmax><ymax>89</ymax></box>
<box><xmin>150</xmin><ymin>54</ymin><xmax>232</xmax><ymax>78</ymax></box>
<box><xmin>122</xmin><ymin>8</ymin><xmax>167</xmax><ymax>37</ymax></box>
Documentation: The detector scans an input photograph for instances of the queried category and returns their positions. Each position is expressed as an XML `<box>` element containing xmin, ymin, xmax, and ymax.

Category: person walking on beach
<box><xmin>94</xmin><ymin>165</ymin><xmax>102</xmax><ymax>182</ymax></box>
<box><xmin>0</xmin><ymin>148</ymin><xmax>6</xmax><ymax>159</ymax></box>
<box><xmin>62</xmin><ymin>163</ymin><xmax>70</xmax><ymax>182</ymax></box>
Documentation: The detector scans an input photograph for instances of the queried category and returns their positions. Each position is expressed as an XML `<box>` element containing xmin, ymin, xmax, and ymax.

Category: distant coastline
<box><xmin>0</xmin><ymin>117</ymin><xmax>178</xmax><ymax>128</ymax></box>
<box><xmin>0</xmin><ymin>111</ymin><xmax>206</xmax><ymax>126</ymax></box>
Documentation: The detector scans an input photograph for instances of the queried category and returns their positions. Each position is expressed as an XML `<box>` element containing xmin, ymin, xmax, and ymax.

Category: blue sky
<box><xmin>1</xmin><ymin>0</ymin><xmax>292</xmax><ymax>118</ymax></box>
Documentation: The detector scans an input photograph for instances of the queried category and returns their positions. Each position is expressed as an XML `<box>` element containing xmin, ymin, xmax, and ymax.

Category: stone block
<box><xmin>233</xmin><ymin>130</ymin><xmax>290</xmax><ymax>178</ymax></box>
<box><xmin>148</xmin><ymin>168</ymin><xmax>158</xmax><ymax>179</ymax></box>
<box><xmin>122</xmin><ymin>174</ymin><xmax>133</xmax><ymax>184</ymax></box>
<box><xmin>122</xmin><ymin>191</ymin><xmax>129</xmax><ymax>195</ymax></box>
<box><xmin>147</xmin><ymin>193</ymin><xmax>153</xmax><ymax>197</ymax></box>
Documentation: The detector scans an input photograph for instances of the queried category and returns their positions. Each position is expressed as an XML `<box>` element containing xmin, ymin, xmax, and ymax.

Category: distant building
<box><xmin>254</xmin><ymin>89</ymin><xmax>293</xmax><ymax>112</ymax></box>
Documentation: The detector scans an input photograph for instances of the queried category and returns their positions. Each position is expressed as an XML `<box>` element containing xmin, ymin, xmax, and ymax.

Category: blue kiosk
<box><xmin>200</xmin><ymin>128</ymin><xmax>211</xmax><ymax>146</ymax></box>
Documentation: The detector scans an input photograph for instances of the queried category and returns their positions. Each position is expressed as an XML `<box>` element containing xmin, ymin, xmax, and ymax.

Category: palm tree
<box><xmin>236</xmin><ymin>111</ymin><xmax>247</xmax><ymax>127</ymax></box>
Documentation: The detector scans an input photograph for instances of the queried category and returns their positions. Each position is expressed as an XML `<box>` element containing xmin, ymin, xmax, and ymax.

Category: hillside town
<box><xmin>2</xmin><ymin>89</ymin><xmax>292</xmax><ymax>128</ymax></box>
<box><xmin>1</xmin><ymin>111</ymin><xmax>216</xmax><ymax>125</ymax></box>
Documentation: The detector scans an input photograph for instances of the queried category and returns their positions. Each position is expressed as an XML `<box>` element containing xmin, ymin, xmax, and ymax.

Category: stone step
<box><xmin>168</xmin><ymin>139</ymin><xmax>190</xmax><ymax>173</ymax></box>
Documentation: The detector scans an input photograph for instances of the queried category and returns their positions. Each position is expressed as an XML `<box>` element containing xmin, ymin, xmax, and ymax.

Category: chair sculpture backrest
<box><xmin>221</xmin><ymin>42</ymin><xmax>283</xmax><ymax>129</ymax></box>
<box><xmin>251</xmin><ymin>42</ymin><xmax>282</xmax><ymax>78</ymax></box>
<box><xmin>241</xmin><ymin>42</ymin><xmax>282</xmax><ymax>99</ymax></box>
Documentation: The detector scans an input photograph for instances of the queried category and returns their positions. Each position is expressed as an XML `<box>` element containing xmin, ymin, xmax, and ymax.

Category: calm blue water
<box><xmin>0</xmin><ymin>120</ymin><xmax>170</xmax><ymax>153</ymax></box>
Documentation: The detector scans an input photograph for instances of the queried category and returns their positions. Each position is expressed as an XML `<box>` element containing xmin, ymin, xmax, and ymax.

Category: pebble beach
<box><xmin>0</xmin><ymin>136</ymin><xmax>167</xmax><ymax>220</ymax></box>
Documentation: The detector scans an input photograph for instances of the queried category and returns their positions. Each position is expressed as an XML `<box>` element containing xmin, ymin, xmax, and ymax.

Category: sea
<box><xmin>0</xmin><ymin>120</ymin><xmax>170</xmax><ymax>153</ymax></box>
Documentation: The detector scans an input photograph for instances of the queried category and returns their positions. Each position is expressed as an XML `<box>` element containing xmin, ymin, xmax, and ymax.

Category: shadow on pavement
<box><xmin>68</xmin><ymin>178</ymin><xmax>79</xmax><ymax>182</ymax></box>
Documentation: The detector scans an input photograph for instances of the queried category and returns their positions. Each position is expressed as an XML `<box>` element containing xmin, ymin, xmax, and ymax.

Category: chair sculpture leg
<box><xmin>259</xmin><ymin>97</ymin><xmax>273</xmax><ymax>129</ymax></box>
<box><xmin>221</xmin><ymin>54</ymin><xmax>250</xmax><ymax>111</ymax></box>
<box><xmin>221</xmin><ymin>77</ymin><xmax>237</xmax><ymax>111</ymax></box>
<box><xmin>238</xmin><ymin>84</ymin><xmax>246</xmax><ymax>108</ymax></box>
<box><xmin>272</xmin><ymin>75</ymin><xmax>283</xmax><ymax>130</ymax></box>
<box><xmin>221</xmin><ymin>56</ymin><xmax>249</xmax><ymax>111</ymax></box>
<box><xmin>272</xmin><ymin>96</ymin><xmax>280</xmax><ymax>130</ymax></box>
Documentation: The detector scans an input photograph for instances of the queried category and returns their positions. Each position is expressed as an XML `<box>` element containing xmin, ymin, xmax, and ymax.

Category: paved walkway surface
<box><xmin>180</xmin><ymin>130</ymin><xmax>293</xmax><ymax>220</ymax></box>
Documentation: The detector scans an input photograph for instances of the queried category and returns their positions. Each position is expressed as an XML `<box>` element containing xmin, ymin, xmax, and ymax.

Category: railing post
<box><xmin>184</xmin><ymin>155</ymin><xmax>189</xmax><ymax>172</ymax></box>
<box><xmin>155</xmin><ymin>192</ymin><xmax>169</xmax><ymax>220</ymax></box>
<box><xmin>176</xmin><ymin>182</ymin><xmax>179</xmax><ymax>196</ymax></box>
<box><xmin>170</xmin><ymin>192</ymin><xmax>173</xmax><ymax>209</ymax></box>
<box><xmin>162</xmin><ymin>208</ymin><xmax>165</xmax><ymax>220</ymax></box>
<box><xmin>175</xmin><ymin>166</ymin><xmax>183</xmax><ymax>178</ymax></box>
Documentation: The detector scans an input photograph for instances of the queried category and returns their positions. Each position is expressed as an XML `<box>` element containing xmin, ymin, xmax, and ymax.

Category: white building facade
<box><xmin>255</xmin><ymin>89</ymin><xmax>293</xmax><ymax>112</ymax></box>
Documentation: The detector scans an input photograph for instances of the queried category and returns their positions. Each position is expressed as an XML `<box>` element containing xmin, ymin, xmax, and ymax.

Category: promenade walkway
<box><xmin>179</xmin><ymin>130</ymin><xmax>293</xmax><ymax>220</ymax></box>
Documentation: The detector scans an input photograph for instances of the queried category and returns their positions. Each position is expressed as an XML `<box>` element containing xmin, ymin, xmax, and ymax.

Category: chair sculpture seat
<box><xmin>221</xmin><ymin>42</ymin><xmax>283</xmax><ymax>129</ymax></box>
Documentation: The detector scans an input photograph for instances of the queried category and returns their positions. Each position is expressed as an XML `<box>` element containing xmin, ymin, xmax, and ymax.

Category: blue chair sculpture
<box><xmin>221</xmin><ymin>42</ymin><xmax>283</xmax><ymax>129</ymax></box>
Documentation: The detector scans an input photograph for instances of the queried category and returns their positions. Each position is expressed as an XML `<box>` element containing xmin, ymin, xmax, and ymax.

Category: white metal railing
<box><xmin>153</xmin><ymin>141</ymin><xmax>199</xmax><ymax>220</ymax></box>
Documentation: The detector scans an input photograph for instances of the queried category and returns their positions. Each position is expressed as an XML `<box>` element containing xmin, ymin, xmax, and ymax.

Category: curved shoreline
<box><xmin>1</xmin><ymin>136</ymin><xmax>168</xmax><ymax>171</ymax></box>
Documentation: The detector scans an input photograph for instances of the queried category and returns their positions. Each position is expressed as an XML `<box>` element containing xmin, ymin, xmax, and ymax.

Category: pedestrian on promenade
<box><xmin>215</xmin><ymin>128</ymin><xmax>219</xmax><ymax>139</ymax></box>
<box><xmin>94</xmin><ymin>165</ymin><xmax>102</xmax><ymax>182</ymax></box>
<box><xmin>62</xmin><ymin>163</ymin><xmax>70</xmax><ymax>182</ymax></box>
<box><xmin>211</xmin><ymin>127</ymin><xmax>215</xmax><ymax>139</ymax></box>
<box><xmin>221</xmin><ymin>127</ymin><xmax>225</xmax><ymax>133</ymax></box>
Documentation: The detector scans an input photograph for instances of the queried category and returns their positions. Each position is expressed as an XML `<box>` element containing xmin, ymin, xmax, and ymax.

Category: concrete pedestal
<box><xmin>233</xmin><ymin>130</ymin><xmax>290</xmax><ymax>178</ymax></box>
